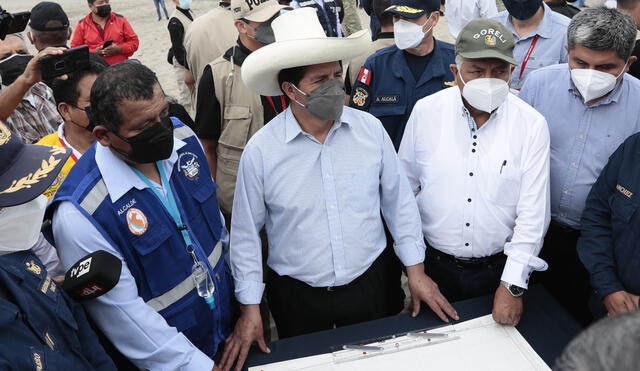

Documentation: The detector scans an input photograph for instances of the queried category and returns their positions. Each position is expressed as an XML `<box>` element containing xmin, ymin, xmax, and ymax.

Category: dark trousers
<box><xmin>534</xmin><ymin>221</ymin><xmax>593</xmax><ymax>326</ymax></box>
<box><xmin>266</xmin><ymin>247</ymin><xmax>404</xmax><ymax>339</ymax></box>
<box><xmin>425</xmin><ymin>246</ymin><xmax>506</xmax><ymax>302</ymax></box>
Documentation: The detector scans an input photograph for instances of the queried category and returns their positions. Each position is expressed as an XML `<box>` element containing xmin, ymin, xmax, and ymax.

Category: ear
<box><xmin>234</xmin><ymin>20</ymin><xmax>248</xmax><ymax>34</ymax></box>
<box><xmin>57</xmin><ymin>102</ymin><xmax>73</xmax><ymax>122</ymax></box>
<box><xmin>67</xmin><ymin>27</ymin><xmax>73</xmax><ymax>41</ymax></box>
<box><xmin>281</xmin><ymin>81</ymin><xmax>296</xmax><ymax>102</ymax></box>
<box><xmin>431</xmin><ymin>10</ymin><xmax>440</xmax><ymax>25</ymax></box>
<box><xmin>626</xmin><ymin>56</ymin><xmax>638</xmax><ymax>73</ymax></box>
<box><xmin>93</xmin><ymin>125</ymin><xmax>112</xmax><ymax>147</ymax></box>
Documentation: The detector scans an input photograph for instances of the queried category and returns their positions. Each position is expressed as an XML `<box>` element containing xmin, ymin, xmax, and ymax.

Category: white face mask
<box><xmin>0</xmin><ymin>195</ymin><xmax>48</xmax><ymax>254</ymax></box>
<box><xmin>458</xmin><ymin>68</ymin><xmax>509</xmax><ymax>113</ymax></box>
<box><xmin>570</xmin><ymin>62</ymin><xmax>627</xmax><ymax>103</ymax></box>
<box><xmin>393</xmin><ymin>13</ymin><xmax>434</xmax><ymax>50</ymax></box>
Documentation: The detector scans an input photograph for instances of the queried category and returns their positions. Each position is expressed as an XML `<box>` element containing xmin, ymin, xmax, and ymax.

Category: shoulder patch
<box><xmin>356</xmin><ymin>67</ymin><xmax>372</xmax><ymax>86</ymax></box>
<box><xmin>352</xmin><ymin>87</ymin><xmax>369</xmax><ymax>107</ymax></box>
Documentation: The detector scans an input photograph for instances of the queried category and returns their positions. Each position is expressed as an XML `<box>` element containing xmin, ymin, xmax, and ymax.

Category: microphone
<box><xmin>62</xmin><ymin>250</ymin><xmax>122</xmax><ymax>301</ymax></box>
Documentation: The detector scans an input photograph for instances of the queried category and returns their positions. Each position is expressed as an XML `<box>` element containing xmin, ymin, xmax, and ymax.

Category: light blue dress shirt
<box><xmin>519</xmin><ymin>63</ymin><xmax>640</xmax><ymax>228</ymax></box>
<box><xmin>492</xmin><ymin>3</ymin><xmax>570</xmax><ymax>90</ymax></box>
<box><xmin>52</xmin><ymin>139</ymin><xmax>227</xmax><ymax>371</ymax></box>
<box><xmin>230</xmin><ymin>107</ymin><xmax>425</xmax><ymax>305</ymax></box>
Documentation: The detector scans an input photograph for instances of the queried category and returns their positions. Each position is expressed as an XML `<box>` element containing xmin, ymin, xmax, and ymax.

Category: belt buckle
<box><xmin>327</xmin><ymin>286</ymin><xmax>334</xmax><ymax>292</ymax></box>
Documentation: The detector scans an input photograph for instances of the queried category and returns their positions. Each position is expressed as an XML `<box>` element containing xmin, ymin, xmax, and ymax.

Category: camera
<box><xmin>0</xmin><ymin>7</ymin><xmax>30</xmax><ymax>40</ymax></box>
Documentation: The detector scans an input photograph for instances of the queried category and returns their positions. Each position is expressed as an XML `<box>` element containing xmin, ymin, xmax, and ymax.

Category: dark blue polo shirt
<box><xmin>578</xmin><ymin>132</ymin><xmax>640</xmax><ymax>298</ymax></box>
<box><xmin>348</xmin><ymin>38</ymin><xmax>456</xmax><ymax>150</ymax></box>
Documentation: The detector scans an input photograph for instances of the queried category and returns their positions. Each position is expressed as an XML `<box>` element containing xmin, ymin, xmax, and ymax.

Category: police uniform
<box><xmin>0</xmin><ymin>251</ymin><xmax>116</xmax><ymax>370</ymax></box>
<box><xmin>48</xmin><ymin>119</ymin><xmax>235</xmax><ymax>369</ymax></box>
<box><xmin>349</xmin><ymin>39</ymin><xmax>455</xmax><ymax>150</ymax></box>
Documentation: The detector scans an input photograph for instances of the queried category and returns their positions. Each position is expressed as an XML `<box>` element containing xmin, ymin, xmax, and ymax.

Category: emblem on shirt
<box><xmin>126</xmin><ymin>208</ymin><xmax>148</xmax><ymax>236</ymax></box>
<box><xmin>374</xmin><ymin>95</ymin><xmax>399</xmax><ymax>104</ymax></box>
<box><xmin>484</xmin><ymin>35</ymin><xmax>497</xmax><ymax>47</ymax></box>
<box><xmin>616</xmin><ymin>184</ymin><xmax>634</xmax><ymax>198</ymax></box>
<box><xmin>31</xmin><ymin>349</ymin><xmax>44</xmax><ymax>371</ymax></box>
<box><xmin>356</xmin><ymin>67</ymin><xmax>372</xmax><ymax>86</ymax></box>
<box><xmin>178</xmin><ymin>152</ymin><xmax>201</xmax><ymax>180</ymax></box>
<box><xmin>43</xmin><ymin>173</ymin><xmax>64</xmax><ymax>200</ymax></box>
<box><xmin>352</xmin><ymin>87</ymin><xmax>369</xmax><ymax>107</ymax></box>
<box><xmin>0</xmin><ymin>123</ymin><xmax>11</xmax><ymax>145</ymax></box>
<box><xmin>25</xmin><ymin>260</ymin><xmax>42</xmax><ymax>276</ymax></box>
<box><xmin>44</xmin><ymin>331</ymin><xmax>55</xmax><ymax>350</ymax></box>
<box><xmin>444</xmin><ymin>80</ymin><xmax>456</xmax><ymax>87</ymax></box>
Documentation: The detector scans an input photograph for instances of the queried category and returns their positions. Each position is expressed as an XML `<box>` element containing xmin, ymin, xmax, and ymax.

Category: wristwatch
<box><xmin>501</xmin><ymin>281</ymin><xmax>525</xmax><ymax>297</ymax></box>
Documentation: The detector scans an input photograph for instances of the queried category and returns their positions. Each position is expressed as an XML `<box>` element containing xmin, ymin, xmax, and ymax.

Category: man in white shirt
<box><xmin>445</xmin><ymin>0</ymin><xmax>498</xmax><ymax>38</ymax></box>
<box><xmin>399</xmin><ymin>18</ymin><xmax>551</xmax><ymax>326</ymax></box>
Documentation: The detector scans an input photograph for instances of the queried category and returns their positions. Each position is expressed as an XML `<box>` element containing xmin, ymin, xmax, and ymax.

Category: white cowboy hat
<box><xmin>241</xmin><ymin>7</ymin><xmax>371</xmax><ymax>97</ymax></box>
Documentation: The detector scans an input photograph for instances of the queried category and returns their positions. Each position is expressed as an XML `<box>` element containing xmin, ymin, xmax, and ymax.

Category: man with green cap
<box><xmin>399</xmin><ymin>18</ymin><xmax>551</xmax><ymax>326</ymax></box>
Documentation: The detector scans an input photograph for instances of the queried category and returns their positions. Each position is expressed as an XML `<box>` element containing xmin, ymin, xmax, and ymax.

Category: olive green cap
<box><xmin>455</xmin><ymin>18</ymin><xmax>518</xmax><ymax>65</ymax></box>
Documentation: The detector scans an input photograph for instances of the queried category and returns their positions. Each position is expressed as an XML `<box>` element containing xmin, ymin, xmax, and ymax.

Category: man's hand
<box><xmin>406</xmin><ymin>264</ymin><xmax>459</xmax><ymax>322</ymax></box>
<box><xmin>603</xmin><ymin>291</ymin><xmax>640</xmax><ymax>315</ymax></box>
<box><xmin>219</xmin><ymin>304</ymin><xmax>269</xmax><ymax>371</ymax></box>
<box><xmin>212</xmin><ymin>366</ymin><xmax>222</xmax><ymax>371</ymax></box>
<box><xmin>492</xmin><ymin>285</ymin><xmax>523</xmax><ymax>326</ymax></box>
<box><xmin>17</xmin><ymin>47</ymin><xmax>66</xmax><ymax>86</ymax></box>
<box><xmin>101</xmin><ymin>44</ymin><xmax>123</xmax><ymax>57</ymax></box>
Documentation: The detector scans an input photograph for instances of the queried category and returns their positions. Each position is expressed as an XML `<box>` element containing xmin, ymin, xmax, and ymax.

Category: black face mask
<box><xmin>0</xmin><ymin>54</ymin><xmax>33</xmax><ymax>86</ymax></box>
<box><xmin>112</xmin><ymin>116</ymin><xmax>174</xmax><ymax>164</ymax></box>
<box><xmin>96</xmin><ymin>4</ymin><xmax>111</xmax><ymax>18</ymax></box>
<box><xmin>502</xmin><ymin>0</ymin><xmax>543</xmax><ymax>20</ymax></box>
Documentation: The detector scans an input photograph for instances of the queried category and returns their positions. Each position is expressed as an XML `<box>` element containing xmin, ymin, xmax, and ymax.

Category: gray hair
<box><xmin>567</xmin><ymin>7</ymin><xmax>637</xmax><ymax>61</ymax></box>
<box><xmin>554</xmin><ymin>311</ymin><xmax>640</xmax><ymax>371</ymax></box>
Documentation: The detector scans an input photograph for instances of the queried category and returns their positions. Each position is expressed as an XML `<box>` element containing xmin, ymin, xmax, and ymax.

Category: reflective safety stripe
<box><xmin>174</xmin><ymin>125</ymin><xmax>195</xmax><ymax>140</ymax></box>
<box><xmin>81</xmin><ymin>179</ymin><xmax>108</xmax><ymax>215</ymax></box>
<box><xmin>145</xmin><ymin>241</ymin><xmax>223</xmax><ymax>312</ymax></box>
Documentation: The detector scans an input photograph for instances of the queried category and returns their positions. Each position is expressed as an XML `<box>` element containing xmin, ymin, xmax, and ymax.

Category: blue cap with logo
<box><xmin>383</xmin><ymin>0</ymin><xmax>440</xmax><ymax>19</ymax></box>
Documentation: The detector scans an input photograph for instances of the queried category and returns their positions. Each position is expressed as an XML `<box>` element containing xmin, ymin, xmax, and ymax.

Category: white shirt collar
<box><xmin>95</xmin><ymin>137</ymin><xmax>186</xmax><ymax>203</ymax></box>
<box><xmin>57</xmin><ymin>123</ymin><xmax>84</xmax><ymax>160</ymax></box>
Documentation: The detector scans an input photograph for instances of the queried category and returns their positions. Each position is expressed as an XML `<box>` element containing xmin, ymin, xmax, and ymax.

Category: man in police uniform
<box><xmin>48</xmin><ymin>62</ymin><xmax>235</xmax><ymax>370</ymax></box>
<box><xmin>0</xmin><ymin>122</ymin><xmax>116</xmax><ymax>370</ymax></box>
<box><xmin>196</xmin><ymin>0</ymin><xmax>289</xmax><ymax>219</ymax></box>
<box><xmin>349</xmin><ymin>0</ymin><xmax>455</xmax><ymax>150</ymax></box>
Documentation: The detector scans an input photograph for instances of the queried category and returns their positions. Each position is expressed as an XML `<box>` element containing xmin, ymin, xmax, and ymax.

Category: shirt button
<box><xmin>571</xmin><ymin>162</ymin><xmax>577</xmax><ymax>168</ymax></box>
<box><xmin>467</xmin><ymin>198</ymin><xmax>472</xmax><ymax>202</ymax></box>
<box><xmin>466</xmin><ymin>223</ymin><xmax>470</xmax><ymax>227</ymax></box>
<box><xmin>473</xmin><ymin>135</ymin><xmax>477</xmax><ymax>139</ymax></box>
<box><xmin>469</xmin><ymin>172</ymin><xmax>474</xmax><ymax>176</ymax></box>
<box><xmin>472</xmin><ymin>149</ymin><xmax>476</xmax><ymax>153</ymax></box>
<box><xmin>472</xmin><ymin>142</ymin><xmax>477</xmax><ymax>146</ymax></box>
<box><xmin>465</xmin><ymin>243</ymin><xmax>470</xmax><ymax>246</ymax></box>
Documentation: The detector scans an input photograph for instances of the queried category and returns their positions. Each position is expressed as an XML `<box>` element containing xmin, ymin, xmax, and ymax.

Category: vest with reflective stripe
<box><xmin>49</xmin><ymin>118</ymin><xmax>234</xmax><ymax>358</ymax></box>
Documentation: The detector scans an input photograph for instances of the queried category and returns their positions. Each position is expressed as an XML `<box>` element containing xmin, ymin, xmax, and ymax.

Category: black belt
<box><xmin>427</xmin><ymin>245</ymin><xmax>505</xmax><ymax>268</ymax></box>
<box><xmin>549</xmin><ymin>220</ymin><xmax>580</xmax><ymax>236</ymax></box>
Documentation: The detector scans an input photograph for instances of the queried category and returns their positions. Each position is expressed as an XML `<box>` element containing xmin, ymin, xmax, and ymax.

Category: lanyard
<box><xmin>518</xmin><ymin>35</ymin><xmax>540</xmax><ymax>80</ymax></box>
<box><xmin>57</xmin><ymin>136</ymin><xmax>78</xmax><ymax>162</ymax></box>
<box><xmin>132</xmin><ymin>162</ymin><xmax>216</xmax><ymax>309</ymax></box>
<box><xmin>265</xmin><ymin>96</ymin><xmax>287</xmax><ymax>113</ymax></box>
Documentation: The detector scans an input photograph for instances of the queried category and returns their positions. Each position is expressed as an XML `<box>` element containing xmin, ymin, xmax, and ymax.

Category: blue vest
<box><xmin>0</xmin><ymin>251</ymin><xmax>116</xmax><ymax>370</ymax></box>
<box><xmin>298</xmin><ymin>0</ymin><xmax>342</xmax><ymax>37</ymax></box>
<box><xmin>349</xmin><ymin>40</ymin><xmax>456</xmax><ymax>150</ymax></box>
<box><xmin>49</xmin><ymin>119</ymin><xmax>235</xmax><ymax>358</ymax></box>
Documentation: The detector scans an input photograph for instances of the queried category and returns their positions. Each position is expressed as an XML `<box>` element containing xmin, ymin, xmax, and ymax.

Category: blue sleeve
<box><xmin>70</xmin><ymin>301</ymin><xmax>118</xmax><ymax>370</ymax></box>
<box><xmin>577</xmin><ymin>141</ymin><xmax>627</xmax><ymax>298</ymax></box>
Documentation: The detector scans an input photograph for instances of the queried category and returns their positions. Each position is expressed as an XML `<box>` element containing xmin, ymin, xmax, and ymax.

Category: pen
<box><xmin>500</xmin><ymin>160</ymin><xmax>507</xmax><ymax>174</ymax></box>
<box><xmin>342</xmin><ymin>344</ymin><xmax>383</xmax><ymax>352</ymax></box>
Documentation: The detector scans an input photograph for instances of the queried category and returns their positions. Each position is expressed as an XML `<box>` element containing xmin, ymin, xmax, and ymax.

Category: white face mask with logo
<box><xmin>458</xmin><ymin>68</ymin><xmax>509</xmax><ymax>113</ymax></box>
<box><xmin>570</xmin><ymin>62</ymin><xmax>627</xmax><ymax>103</ymax></box>
<box><xmin>0</xmin><ymin>195</ymin><xmax>48</xmax><ymax>254</ymax></box>
<box><xmin>393</xmin><ymin>13</ymin><xmax>434</xmax><ymax>50</ymax></box>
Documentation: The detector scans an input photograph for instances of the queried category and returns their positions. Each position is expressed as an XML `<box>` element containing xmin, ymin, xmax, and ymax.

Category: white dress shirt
<box><xmin>52</xmin><ymin>139</ymin><xmax>227</xmax><ymax>370</ymax></box>
<box><xmin>445</xmin><ymin>0</ymin><xmax>498</xmax><ymax>38</ymax></box>
<box><xmin>398</xmin><ymin>87</ymin><xmax>551</xmax><ymax>288</ymax></box>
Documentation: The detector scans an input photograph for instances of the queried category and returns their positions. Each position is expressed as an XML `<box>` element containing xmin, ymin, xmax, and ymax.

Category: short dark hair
<box><xmin>277</xmin><ymin>66</ymin><xmax>308</xmax><ymax>95</ymax></box>
<box><xmin>30</xmin><ymin>23</ymin><xmax>69</xmax><ymax>48</ymax></box>
<box><xmin>90</xmin><ymin>62</ymin><xmax>161</xmax><ymax>131</ymax></box>
<box><xmin>373</xmin><ymin>0</ymin><xmax>393</xmax><ymax>28</ymax></box>
<box><xmin>52</xmin><ymin>54</ymin><xmax>107</xmax><ymax>107</ymax></box>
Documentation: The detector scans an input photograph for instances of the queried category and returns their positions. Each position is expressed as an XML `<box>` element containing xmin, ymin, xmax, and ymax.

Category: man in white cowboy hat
<box><xmin>195</xmin><ymin>0</ymin><xmax>289</xmax><ymax>220</ymax></box>
<box><xmin>220</xmin><ymin>8</ymin><xmax>458</xmax><ymax>371</ymax></box>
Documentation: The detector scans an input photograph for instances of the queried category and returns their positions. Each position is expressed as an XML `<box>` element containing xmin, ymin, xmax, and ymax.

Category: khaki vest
<box><xmin>169</xmin><ymin>8</ymin><xmax>193</xmax><ymax>67</ymax></box>
<box><xmin>184</xmin><ymin>6</ymin><xmax>237</xmax><ymax>85</ymax></box>
<box><xmin>209</xmin><ymin>57</ymin><xmax>264</xmax><ymax>215</ymax></box>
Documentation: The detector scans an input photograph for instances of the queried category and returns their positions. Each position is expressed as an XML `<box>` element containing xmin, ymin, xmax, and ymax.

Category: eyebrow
<box><xmin>132</xmin><ymin>103</ymin><xmax>169</xmax><ymax>129</ymax></box>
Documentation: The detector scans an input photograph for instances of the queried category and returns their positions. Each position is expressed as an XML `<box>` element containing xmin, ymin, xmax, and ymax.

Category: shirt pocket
<box><xmin>217</xmin><ymin>105</ymin><xmax>253</xmax><ymax>177</ymax></box>
<box><xmin>487</xmin><ymin>164</ymin><xmax>521</xmax><ymax>207</ymax></box>
<box><xmin>610</xmin><ymin>193</ymin><xmax>638</xmax><ymax>225</ymax></box>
